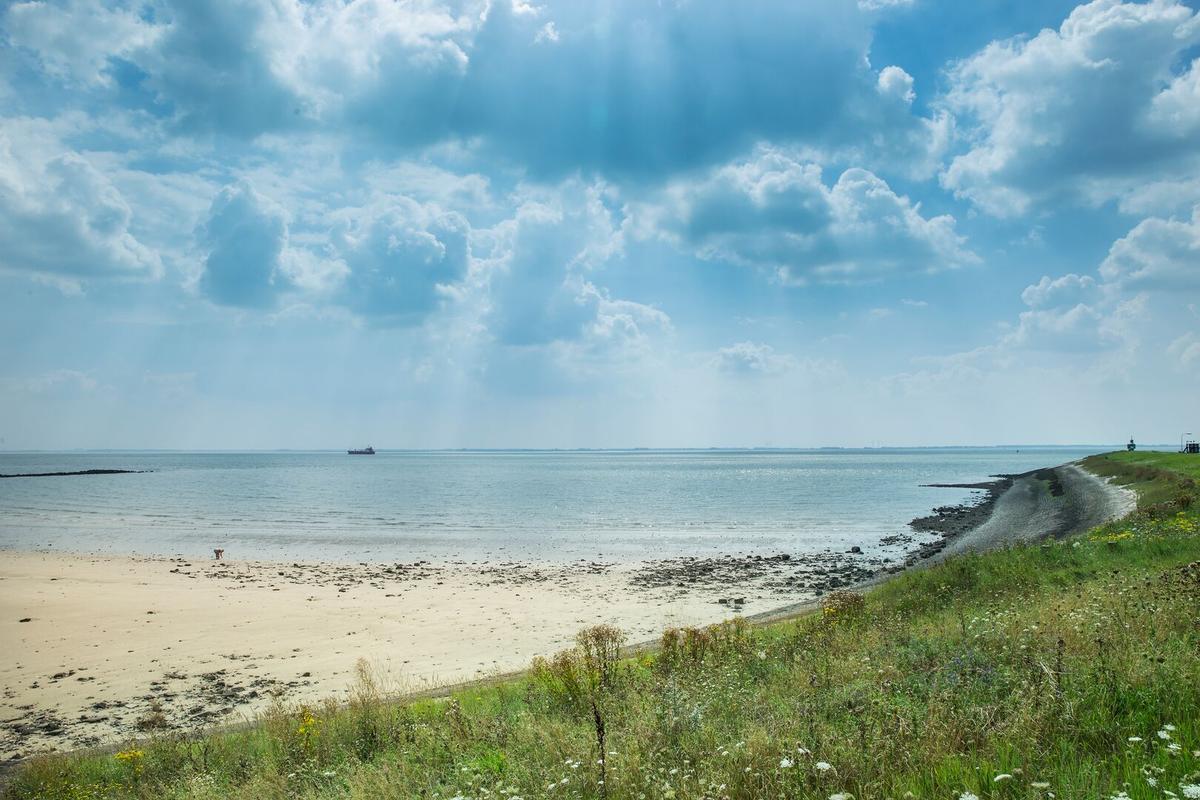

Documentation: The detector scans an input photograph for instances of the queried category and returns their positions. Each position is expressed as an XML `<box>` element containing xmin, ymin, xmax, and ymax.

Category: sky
<box><xmin>1</xmin><ymin>0</ymin><xmax>1198</xmax><ymax>450</ymax></box>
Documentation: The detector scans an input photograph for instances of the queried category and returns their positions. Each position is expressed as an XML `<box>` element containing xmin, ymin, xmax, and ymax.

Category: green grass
<box><xmin>1082</xmin><ymin>451</ymin><xmax>1200</xmax><ymax>508</ymax></box>
<box><xmin>6</xmin><ymin>452</ymin><xmax>1200</xmax><ymax>800</ymax></box>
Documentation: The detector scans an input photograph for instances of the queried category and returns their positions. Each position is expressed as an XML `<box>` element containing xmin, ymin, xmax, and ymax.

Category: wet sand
<box><xmin>0</xmin><ymin>459</ymin><xmax>1135</xmax><ymax>761</ymax></box>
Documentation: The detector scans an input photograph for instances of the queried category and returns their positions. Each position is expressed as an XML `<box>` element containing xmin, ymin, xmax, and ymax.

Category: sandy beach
<box><xmin>0</xmin><ymin>460</ymin><xmax>1135</xmax><ymax>762</ymax></box>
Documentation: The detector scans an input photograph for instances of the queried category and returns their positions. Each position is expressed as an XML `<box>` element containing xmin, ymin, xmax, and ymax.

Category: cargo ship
<box><xmin>348</xmin><ymin>446</ymin><xmax>375</xmax><ymax>455</ymax></box>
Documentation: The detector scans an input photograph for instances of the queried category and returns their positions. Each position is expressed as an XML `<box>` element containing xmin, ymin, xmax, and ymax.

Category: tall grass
<box><xmin>6</xmin><ymin>452</ymin><xmax>1200</xmax><ymax>800</ymax></box>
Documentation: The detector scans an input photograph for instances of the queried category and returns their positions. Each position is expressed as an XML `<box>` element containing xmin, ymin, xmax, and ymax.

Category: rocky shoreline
<box><xmin>906</xmin><ymin>475</ymin><xmax>1015</xmax><ymax>561</ymax></box>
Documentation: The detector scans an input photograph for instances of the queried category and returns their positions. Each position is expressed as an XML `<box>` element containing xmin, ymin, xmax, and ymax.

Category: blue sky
<box><xmin>1</xmin><ymin>0</ymin><xmax>1198</xmax><ymax>449</ymax></box>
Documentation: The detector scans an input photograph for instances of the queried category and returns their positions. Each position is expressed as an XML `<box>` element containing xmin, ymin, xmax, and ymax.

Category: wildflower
<box><xmin>959</xmin><ymin>793</ymin><xmax>980</xmax><ymax>800</ymax></box>
<box><xmin>780</xmin><ymin>758</ymin><xmax>794</xmax><ymax>769</ymax></box>
<box><xmin>1158</xmin><ymin>729</ymin><xmax>1172</xmax><ymax>740</ymax></box>
<box><xmin>797</xmin><ymin>746</ymin><xmax>811</xmax><ymax>755</ymax></box>
<box><xmin>758</xmin><ymin>650</ymin><xmax>767</xmax><ymax>660</ymax></box>
<box><xmin>1032</xmin><ymin>783</ymin><xmax>1051</xmax><ymax>789</ymax></box>
<box><xmin>1128</xmin><ymin>736</ymin><xmax>1143</xmax><ymax>742</ymax></box>
<box><xmin>114</xmin><ymin>749</ymin><xmax>144</xmax><ymax>763</ymax></box>
<box><xmin>1148</xmin><ymin>778</ymin><xmax>1159</xmax><ymax>787</ymax></box>
<box><xmin>1110</xmin><ymin>792</ymin><xmax>1133</xmax><ymax>800</ymax></box>
<box><xmin>994</xmin><ymin>774</ymin><xmax>1013</xmax><ymax>783</ymax></box>
<box><xmin>321</xmin><ymin>770</ymin><xmax>336</xmax><ymax>777</ymax></box>
<box><xmin>815</xmin><ymin>761</ymin><xmax>833</xmax><ymax>772</ymax></box>
<box><xmin>830</xmin><ymin>794</ymin><xmax>854</xmax><ymax>800</ymax></box>
<box><xmin>1181</xmin><ymin>784</ymin><xmax>1200</xmax><ymax>799</ymax></box>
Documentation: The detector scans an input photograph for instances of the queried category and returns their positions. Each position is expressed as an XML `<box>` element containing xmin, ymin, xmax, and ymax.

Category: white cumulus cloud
<box><xmin>0</xmin><ymin>118</ymin><xmax>160</xmax><ymax>281</ymax></box>
<box><xmin>639</xmin><ymin>149</ymin><xmax>977</xmax><ymax>285</ymax></box>
<box><xmin>940</xmin><ymin>0</ymin><xmax>1200</xmax><ymax>216</ymax></box>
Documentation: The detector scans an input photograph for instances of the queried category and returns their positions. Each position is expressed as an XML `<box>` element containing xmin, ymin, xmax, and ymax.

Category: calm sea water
<box><xmin>0</xmin><ymin>448</ymin><xmax>1109</xmax><ymax>563</ymax></box>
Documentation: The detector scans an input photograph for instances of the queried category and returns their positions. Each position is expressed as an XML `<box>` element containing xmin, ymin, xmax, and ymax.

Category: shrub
<box><xmin>820</xmin><ymin>590</ymin><xmax>866</xmax><ymax>627</ymax></box>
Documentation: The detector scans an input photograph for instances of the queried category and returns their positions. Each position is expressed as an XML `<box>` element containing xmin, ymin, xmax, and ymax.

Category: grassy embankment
<box><xmin>6</xmin><ymin>452</ymin><xmax>1200</xmax><ymax>800</ymax></box>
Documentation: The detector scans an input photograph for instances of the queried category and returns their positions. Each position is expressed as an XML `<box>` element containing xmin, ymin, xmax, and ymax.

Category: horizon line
<box><xmin>0</xmin><ymin>444</ymin><xmax>1164</xmax><ymax>454</ymax></box>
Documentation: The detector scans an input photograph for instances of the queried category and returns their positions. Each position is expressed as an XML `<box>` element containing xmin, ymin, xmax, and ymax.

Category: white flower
<box><xmin>1180</xmin><ymin>784</ymin><xmax>1200</xmax><ymax>799</ymax></box>
<box><xmin>1148</xmin><ymin>777</ymin><xmax>1158</xmax><ymax>787</ymax></box>
<box><xmin>1128</xmin><ymin>736</ymin><xmax>1143</xmax><ymax>742</ymax></box>
<box><xmin>1163</xmin><ymin>724</ymin><xmax>1176</xmax><ymax>731</ymax></box>
<box><xmin>322</xmin><ymin>770</ymin><xmax>336</xmax><ymax>777</ymax></box>
<box><xmin>1110</xmin><ymin>792</ymin><xmax>1132</xmax><ymax>800</ymax></box>
<box><xmin>994</xmin><ymin>774</ymin><xmax>1013</xmax><ymax>782</ymax></box>
<box><xmin>815</xmin><ymin>761</ymin><xmax>833</xmax><ymax>772</ymax></box>
<box><xmin>779</xmin><ymin>758</ymin><xmax>794</xmax><ymax>769</ymax></box>
<box><xmin>1032</xmin><ymin>783</ymin><xmax>1051</xmax><ymax>789</ymax></box>
<box><xmin>829</xmin><ymin>794</ymin><xmax>854</xmax><ymax>800</ymax></box>
<box><xmin>960</xmin><ymin>793</ymin><xmax>980</xmax><ymax>800</ymax></box>
<box><xmin>758</xmin><ymin>650</ymin><xmax>767</xmax><ymax>660</ymax></box>
<box><xmin>1158</xmin><ymin>729</ymin><xmax>1172</xmax><ymax>740</ymax></box>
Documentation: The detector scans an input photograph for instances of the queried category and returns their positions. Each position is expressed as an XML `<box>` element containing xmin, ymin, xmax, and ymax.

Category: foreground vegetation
<box><xmin>7</xmin><ymin>452</ymin><xmax>1200</xmax><ymax>800</ymax></box>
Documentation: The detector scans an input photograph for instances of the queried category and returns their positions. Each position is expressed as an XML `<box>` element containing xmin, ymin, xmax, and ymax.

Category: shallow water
<box><xmin>0</xmin><ymin>448</ymin><xmax>1109</xmax><ymax>563</ymax></box>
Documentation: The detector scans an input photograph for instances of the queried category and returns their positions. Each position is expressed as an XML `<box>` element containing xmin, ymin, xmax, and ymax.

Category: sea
<box><xmin>0</xmin><ymin>448</ymin><xmax>1111</xmax><ymax>564</ymax></box>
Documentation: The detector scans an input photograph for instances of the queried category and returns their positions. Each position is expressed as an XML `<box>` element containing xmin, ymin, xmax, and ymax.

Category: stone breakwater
<box><xmin>0</xmin><ymin>469</ymin><xmax>148</xmax><ymax>479</ymax></box>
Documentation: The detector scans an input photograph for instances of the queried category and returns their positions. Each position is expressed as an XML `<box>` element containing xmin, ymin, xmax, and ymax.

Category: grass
<box><xmin>6</xmin><ymin>451</ymin><xmax>1200</xmax><ymax>800</ymax></box>
<box><xmin>1081</xmin><ymin>451</ymin><xmax>1200</xmax><ymax>508</ymax></box>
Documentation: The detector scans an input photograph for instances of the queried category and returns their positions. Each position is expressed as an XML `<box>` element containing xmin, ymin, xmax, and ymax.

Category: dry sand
<box><xmin>0</xmin><ymin>551</ymin><xmax>851</xmax><ymax>760</ymax></box>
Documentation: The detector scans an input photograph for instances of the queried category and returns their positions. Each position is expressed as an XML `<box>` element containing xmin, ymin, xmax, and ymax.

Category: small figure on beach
<box><xmin>213</xmin><ymin>548</ymin><xmax>225</xmax><ymax>560</ymax></box>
